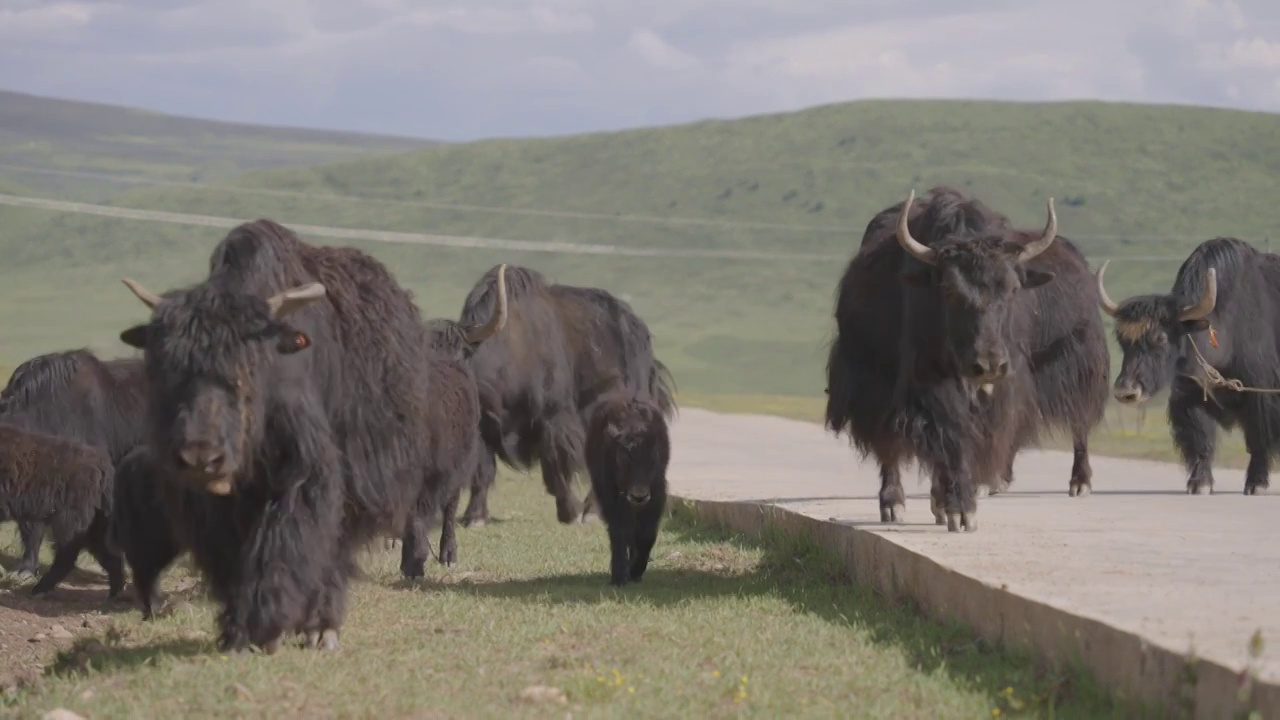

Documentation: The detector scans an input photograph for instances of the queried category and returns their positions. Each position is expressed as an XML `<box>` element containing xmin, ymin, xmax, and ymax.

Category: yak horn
<box><xmin>1178</xmin><ymin>268</ymin><xmax>1217</xmax><ymax>322</ymax></box>
<box><xmin>895</xmin><ymin>189</ymin><xmax>936</xmax><ymax>266</ymax></box>
<box><xmin>1018</xmin><ymin>197</ymin><xmax>1058</xmax><ymax>263</ymax></box>
<box><xmin>466</xmin><ymin>264</ymin><xmax>508</xmax><ymax>343</ymax></box>
<box><xmin>121</xmin><ymin>278</ymin><xmax>163</xmax><ymax>310</ymax></box>
<box><xmin>1095</xmin><ymin>260</ymin><xmax>1119</xmax><ymax>317</ymax></box>
<box><xmin>266</xmin><ymin>282</ymin><xmax>327</xmax><ymax>319</ymax></box>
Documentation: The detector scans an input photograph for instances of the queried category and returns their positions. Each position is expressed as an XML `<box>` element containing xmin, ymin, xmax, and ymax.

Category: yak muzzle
<box><xmin>176</xmin><ymin>443</ymin><xmax>235</xmax><ymax>495</ymax></box>
<box><xmin>625</xmin><ymin>490</ymin><xmax>651</xmax><ymax>507</ymax></box>
<box><xmin>1113</xmin><ymin>381</ymin><xmax>1147</xmax><ymax>405</ymax></box>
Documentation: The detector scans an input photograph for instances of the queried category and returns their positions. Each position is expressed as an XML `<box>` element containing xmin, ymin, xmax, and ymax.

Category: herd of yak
<box><xmin>0</xmin><ymin>184</ymin><xmax>1269</xmax><ymax>655</ymax></box>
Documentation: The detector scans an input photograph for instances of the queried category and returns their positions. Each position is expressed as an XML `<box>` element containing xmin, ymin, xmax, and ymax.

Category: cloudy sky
<box><xmin>1</xmin><ymin>0</ymin><xmax>1277</xmax><ymax>141</ymax></box>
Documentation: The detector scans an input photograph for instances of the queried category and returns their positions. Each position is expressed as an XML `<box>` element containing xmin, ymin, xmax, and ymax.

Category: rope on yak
<box><xmin>1186</xmin><ymin>332</ymin><xmax>1280</xmax><ymax>401</ymax></box>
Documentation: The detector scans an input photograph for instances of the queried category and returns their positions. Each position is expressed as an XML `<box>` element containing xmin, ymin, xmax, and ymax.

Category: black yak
<box><xmin>583</xmin><ymin>396</ymin><xmax>670</xmax><ymax>587</ymax></box>
<box><xmin>1096</xmin><ymin>237</ymin><xmax>1278</xmax><ymax>495</ymax></box>
<box><xmin>116</xmin><ymin>218</ymin><xmax>447</xmax><ymax>654</ymax></box>
<box><xmin>825</xmin><ymin>186</ymin><xmax>1109</xmax><ymax>531</ymax></box>
<box><xmin>0</xmin><ymin>349</ymin><xmax>145</xmax><ymax>576</ymax></box>
<box><xmin>454</xmin><ymin>265</ymin><xmax>676</xmax><ymax>528</ymax></box>
<box><xmin>106</xmin><ymin>445</ymin><xmax>183</xmax><ymax>619</ymax></box>
<box><xmin>401</xmin><ymin>264</ymin><xmax>509</xmax><ymax>576</ymax></box>
<box><xmin>0</xmin><ymin>423</ymin><xmax>121</xmax><ymax>598</ymax></box>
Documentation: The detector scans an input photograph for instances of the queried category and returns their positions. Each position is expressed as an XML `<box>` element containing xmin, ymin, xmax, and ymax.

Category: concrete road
<box><xmin>667</xmin><ymin>407</ymin><xmax>1279</xmax><ymax>685</ymax></box>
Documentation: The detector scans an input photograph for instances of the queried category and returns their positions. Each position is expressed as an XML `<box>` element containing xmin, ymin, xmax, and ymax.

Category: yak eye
<box><xmin>1153</xmin><ymin>333</ymin><xmax>1169</xmax><ymax>347</ymax></box>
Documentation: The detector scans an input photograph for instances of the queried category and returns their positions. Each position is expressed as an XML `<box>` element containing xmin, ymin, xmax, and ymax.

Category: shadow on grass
<box><xmin>46</xmin><ymin>635</ymin><xmax>212</xmax><ymax>678</ymax></box>
<box><xmin>414</xmin><ymin>506</ymin><xmax>1163</xmax><ymax>720</ymax></box>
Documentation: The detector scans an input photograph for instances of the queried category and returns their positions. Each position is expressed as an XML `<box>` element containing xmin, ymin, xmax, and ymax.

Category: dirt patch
<box><xmin>0</xmin><ymin>564</ymin><xmax>133</xmax><ymax>696</ymax></box>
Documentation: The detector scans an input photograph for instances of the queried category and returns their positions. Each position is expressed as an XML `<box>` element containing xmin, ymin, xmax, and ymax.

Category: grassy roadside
<box><xmin>0</xmin><ymin>473</ymin><xmax>1153</xmax><ymax>719</ymax></box>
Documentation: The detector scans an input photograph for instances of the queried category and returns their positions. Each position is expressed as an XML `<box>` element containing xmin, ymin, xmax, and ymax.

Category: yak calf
<box><xmin>0</xmin><ymin>423</ymin><xmax>122</xmax><ymax>598</ymax></box>
<box><xmin>584</xmin><ymin>397</ymin><xmax>670</xmax><ymax>587</ymax></box>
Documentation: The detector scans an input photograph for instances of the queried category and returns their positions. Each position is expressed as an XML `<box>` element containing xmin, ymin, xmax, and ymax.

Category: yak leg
<box><xmin>15</xmin><ymin>521</ymin><xmax>44</xmax><ymax>577</ymax></box>
<box><xmin>540</xmin><ymin>437</ymin><xmax>584</xmax><ymax>525</ymax></box>
<box><xmin>461</xmin><ymin>450</ymin><xmax>496</xmax><ymax>528</ymax></box>
<box><xmin>940</xmin><ymin>466</ymin><xmax>978</xmax><ymax>534</ymax></box>
<box><xmin>1169</xmin><ymin>385</ymin><xmax>1217</xmax><ymax>495</ymax></box>
<box><xmin>629</xmin><ymin>505</ymin><xmax>662</xmax><ymax>582</ymax></box>
<box><xmin>1243</xmin><ymin>423</ymin><xmax>1272</xmax><ymax>496</ymax></box>
<box><xmin>438</xmin><ymin>487</ymin><xmax>460</xmax><ymax>567</ymax></box>
<box><xmin>130</xmin><ymin>539</ymin><xmax>180</xmax><ymax>620</ymax></box>
<box><xmin>928</xmin><ymin>476</ymin><xmax>946</xmax><ymax>525</ymax></box>
<box><xmin>399</xmin><ymin>508</ymin><xmax>434</xmax><ymax>579</ymax></box>
<box><xmin>878</xmin><ymin>461</ymin><xmax>906</xmax><ymax>523</ymax></box>
<box><xmin>84</xmin><ymin>516</ymin><xmax>126</xmax><ymax>600</ymax></box>
<box><xmin>606</xmin><ymin>517</ymin><xmax>634</xmax><ymax>587</ymax></box>
<box><xmin>31</xmin><ymin>536</ymin><xmax>87</xmax><ymax>596</ymax></box>
<box><xmin>1069</xmin><ymin>433</ymin><xmax>1093</xmax><ymax>497</ymax></box>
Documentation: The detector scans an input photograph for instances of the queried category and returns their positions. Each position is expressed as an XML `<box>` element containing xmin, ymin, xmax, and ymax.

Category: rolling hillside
<box><xmin>0</xmin><ymin>97</ymin><xmax>1277</xmax><ymax>402</ymax></box>
<box><xmin>0</xmin><ymin>89</ymin><xmax>434</xmax><ymax>198</ymax></box>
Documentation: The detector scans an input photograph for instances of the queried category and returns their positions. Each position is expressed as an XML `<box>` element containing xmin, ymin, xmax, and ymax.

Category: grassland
<box><xmin>0</xmin><ymin>89</ymin><xmax>432</xmax><ymax>200</ymax></box>
<box><xmin>0</xmin><ymin>94</ymin><xmax>1272</xmax><ymax>467</ymax></box>
<box><xmin>0</xmin><ymin>473</ymin><xmax>1156</xmax><ymax>719</ymax></box>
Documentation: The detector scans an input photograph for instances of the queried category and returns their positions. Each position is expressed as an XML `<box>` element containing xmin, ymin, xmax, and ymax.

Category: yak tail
<box><xmin>651</xmin><ymin>359</ymin><xmax>678</xmax><ymax>420</ymax></box>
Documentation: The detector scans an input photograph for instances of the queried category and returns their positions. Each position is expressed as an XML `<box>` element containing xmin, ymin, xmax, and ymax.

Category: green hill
<box><xmin>0</xmin><ymin>89</ymin><xmax>435</xmax><ymax>198</ymax></box>
<box><xmin>0</xmin><ymin>97</ymin><xmax>1277</xmax><ymax>404</ymax></box>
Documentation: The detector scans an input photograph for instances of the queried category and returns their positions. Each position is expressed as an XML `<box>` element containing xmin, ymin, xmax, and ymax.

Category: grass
<box><xmin>0</xmin><ymin>473</ymin><xmax>1155</xmax><ymax>719</ymax></box>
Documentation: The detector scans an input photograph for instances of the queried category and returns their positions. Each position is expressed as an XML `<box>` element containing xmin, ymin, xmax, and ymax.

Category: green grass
<box><xmin>0</xmin><ymin>474</ymin><xmax>1154</xmax><ymax>719</ymax></box>
<box><xmin>0</xmin><ymin>89</ymin><xmax>433</xmax><ymax>199</ymax></box>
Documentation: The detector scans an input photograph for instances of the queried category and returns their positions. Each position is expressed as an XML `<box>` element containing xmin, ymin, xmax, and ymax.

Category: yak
<box><xmin>454</xmin><ymin>264</ymin><xmax>676</xmax><ymax>528</ymax></box>
<box><xmin>584</xmin><ymin>395</ymin><xmax>670</xmax><ymax>587</ymax></box>
<box><xmin>825</xmin><ymin>186</ymin><xmax>1109</xmax><ymax>532</ymax></box>
<box><xmin>401</xmin><ymin>264</ymin><xmax>509</xmax><ymax>575</ymax></box>
<box><xmin>115</xmin><ymin>218</ymin><xmax>447</xmax><ymax>655</ymax></box>
<box><xmin>106</xmin><ymin>445</ymin><xmax>183</xmax><ymax>619</ymax></box>
<box><xmin>0</xmin><ymin>423</ymin><xmax>120</xmax><ymax>598</ymax></box>
<box><xmin>1096</xmin><ymin>236</ymin><xmax>1279</xmax><ymax>495</ymax></box>
<box><xmin>0</xmin><ymin>349</ymin><xmax>146</xmax><ymax>577</ymax></box>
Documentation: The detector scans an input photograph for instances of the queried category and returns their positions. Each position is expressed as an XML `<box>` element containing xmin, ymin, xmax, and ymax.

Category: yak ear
<box><xmin>1021</xmin><ymin>269</ymin><xmax>1055</xmax><ymax>289</ymax></box>
<box><xmin>120</xmin><ymin>324</ymin><xmax>150</xmax><ymax>349</ymax></box>
<box><xmin>1181</xmin><ymin>317</ymin><xmax>1212</xmax><ymax>333</ymax></box>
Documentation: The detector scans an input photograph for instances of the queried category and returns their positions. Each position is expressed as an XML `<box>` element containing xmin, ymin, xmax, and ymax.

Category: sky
<box><xmin>1</xmin><ymin>0</ymin><xmax>1278</xmax><ymax>141</ymax></box>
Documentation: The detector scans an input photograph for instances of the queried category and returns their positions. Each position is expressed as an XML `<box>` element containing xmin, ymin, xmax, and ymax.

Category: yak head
<box><xmin>116</xmin><ymin>277</ymin><xmax>326</xmax><ymax>496</ymax></box>
<box><xmin>1096</xmin><ymin>261</ymin><xmax>1217</xmax><ymax>405</ymax></box>
<box><xmin>424</xmin><ymin>264</ymin><xmax>509</xmax><ymax>361</ymax></box>
<box><xmin>602</xmin><ymin>402</ymin><xmax>670</xmax><ymax>508</ymax></box>
<box><xmin>894</xmin><ymin>189</ymin><xmax>1058</xmax><ymax>388</ymax></box>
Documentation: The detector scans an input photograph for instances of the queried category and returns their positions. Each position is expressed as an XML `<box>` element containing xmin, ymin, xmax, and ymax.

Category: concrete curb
<box><xmin>673</xmin><ymin>494</ymin><xmax>1278</xmax><ymax>720</ymax></box>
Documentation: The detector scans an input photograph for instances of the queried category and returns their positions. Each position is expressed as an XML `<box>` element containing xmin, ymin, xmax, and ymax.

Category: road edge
<box><xmin>672</xmin><ymin>494</ymin><xmax>1277</xmax><ymax>720</ymax></box>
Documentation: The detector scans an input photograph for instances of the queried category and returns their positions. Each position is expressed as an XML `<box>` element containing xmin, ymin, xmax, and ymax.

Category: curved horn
<box><xmin>266</xmin><ymin>282</ymin><xmax>327</xmax><ymax>319</ymax></box>
<box><xmin>466</xmin><ymin>264</ymin><xmax>508</xmax><ymax>344</ymax></box>
<box><xmin>1018</xmin><ymin>197</ymin><xmax>1058</xmax><ymax>263</ymax></box>
<box><xmin>1178</xmin><ymin>268</ymin><xmax>1217</xmax><ymax>322</ymax></box>
<box><xmin>1095</xmin><ymin>260</ymin><xmax>1119</xmax><ymax>317</ymax></box>
<box><xmin>895</xmin><ymin>189</ymin><xmax>936</xmax><ymax>266</ymax></box>
<box><xmin>121</xmin><ymin>278</ymin><xmax>163</xmax><ymax>310</ymax></box>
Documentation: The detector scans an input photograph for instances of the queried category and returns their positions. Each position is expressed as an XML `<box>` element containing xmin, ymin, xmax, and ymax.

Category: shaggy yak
<box><xmin>824</xmin><ymin>186</ymin><xmax>1109</xmax><ymax>531</ymax></box>
<box><xmin>400</xmin><ymin>263</ymin><xmax>510</xmax><ymax>576</ymax></box>
<box><xmin>0</xmin><ymin>423</ymin><xmax>120</xmax><ymax>597</ymax></box>
<box><xmin>116</xmin><ymin>218</ymin><xmax>448</xmax><ymax>654</ymax></box>
<box><xmin>583</xmin><ymin>396</ymin><xmax>670</xmax><ymax>587</ymax></box>
<box><xmin>1096</xmin><ymin>236</ymin><xmax>1279</xmax><ymax>495</ymax></box>
<box><xmin>0</xmin><ymin>349</ymin><xmax>145</xmax><ymax>577</ymax></box>
<box><xmin>106</xmin><ymin>445</ymin><xmax>182</xmax><ymax>619</ymax></box>
<box><xmin>454</xmin><ymin>264</ymin><xmax>676</xmax><ymax>528</ymax></box>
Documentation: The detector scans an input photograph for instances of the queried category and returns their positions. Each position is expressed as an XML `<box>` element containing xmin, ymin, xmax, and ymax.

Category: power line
<box><xmin>0</xmin><ymin>162</ymin><xmax>1238</xmax><ymax>244</ymax></box>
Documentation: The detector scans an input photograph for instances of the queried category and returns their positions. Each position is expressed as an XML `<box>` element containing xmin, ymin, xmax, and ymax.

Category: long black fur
<box><xmin>106</xmin><ymin>445</ymin><xmax>184</xmax><ymax>619</ymax></box>
<box><xmin>583</xmin><ymin>396</ymin><xmax>670</xmax><ymax>587</ymax></box>
<box><xmin>1104</xmin><ymin>237</ymin><xmax>1280</xmax><ymax>494</ymax></box>
<box><xmin>0</xmin><ymin>349</ymin><xmax>145</xmax><ymax>576</ymax></box>
<box><xmin>825</xmin><ymin>186</ymin><xmax>1109</xmax><ymax>530</ymax></box>
<box><xmin>456</xmin><ymin>265</ymin><xmax>677</xmax><ymax>527</ymax></box>
<box><xmin>116</xmin><ymin>218</ymin><xmax>443</xmax><ymax>653</ymax></box>
<box><xmin>0</xmin><ymin>423</ymin><xmax>121</xmax><ymax>598</ymax></box>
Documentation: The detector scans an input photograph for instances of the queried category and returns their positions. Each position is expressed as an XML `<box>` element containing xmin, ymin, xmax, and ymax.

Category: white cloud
<box><xmin>0</xmin><ymin>0</ymin><xmax>1276</xmax><ymax>140</ymax></box>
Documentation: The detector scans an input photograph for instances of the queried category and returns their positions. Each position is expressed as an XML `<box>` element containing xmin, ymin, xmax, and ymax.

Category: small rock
<box><xmin>42</xmin><ymin>709</ymin><xmax>86</xmax><ymax>720</ymax></box>
<box><xmin>29</xmin><ymin>634</ymin><xmax>46</xmax><ymax>643</ymax></box>
<box><xmin>519</xmin><ymin>685</ymin><xmax>567</xmax><ymax>704</ymax></box>
<box><xmin>49</xmin><ymin>625</ymin><xmax>74</xmax><ymax>640</ymax></box>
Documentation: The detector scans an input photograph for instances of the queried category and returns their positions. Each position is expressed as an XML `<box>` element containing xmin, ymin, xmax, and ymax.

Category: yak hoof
<box><xmin>962</xmin><ymin>512</ymin><xmax>977</xmax><ymax>532</ymax></box>
<box><xmin>880</xmin><ymin>504</ymin><xmax>906</xmax><ymax>523</ymax></box>
<box><xmin>945</xmin><ymin>513</ymin><xmax>961</xmax><ymax>533</ymax></box>
<box><xmin>439</xmin><ymin>548</ymin><xmax>457</xmax><ymax>567</ymax></box>
<box><xmin>461</xmin><ymin>515</ymin><xmax>488</xmax><ymax>529</ymax></box>
<box><xmin>319</xmin><ymin>629</ymin><xmax>340</xmax><ymax>652</ymax></box>
<box><xmin>1188</xmin><ymin>481</ymin><xmax>1213</xmax><ymax>495</ymax></box>
<box><xmin>304</xmin><ymin>631</ymin><xmax>321</xmax><ymax>649</ymax></box>
<box><xmin>1245</xmin><ymin>484</ymin><xmax>1270</xmax><ymax>496</ymax></box>
<box><xmin>1069</xmin><ymin>480</ymin><xmax>1092</xmax><ymax>498</ymax></box>
<box><xmin>383</xmin><ymin>537</ymin><xmax>399</xmax><ymax>551</ymax></box>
